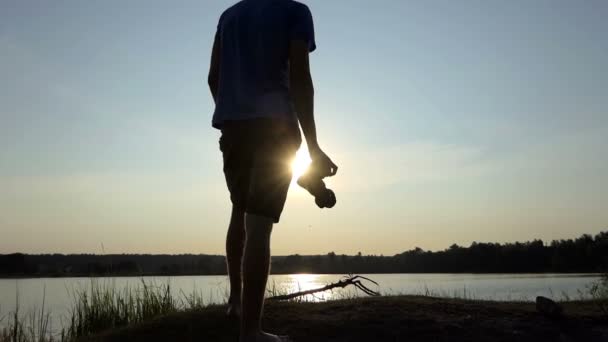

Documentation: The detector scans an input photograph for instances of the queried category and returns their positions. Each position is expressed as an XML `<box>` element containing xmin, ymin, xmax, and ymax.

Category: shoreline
<box><xmin>85</xmin><ymin>295</ymin><xmax>608</xmax><ymax>342</ymax></box>
<box><xmin>0</xmin><ymin>272</ymin><xmax>602</xmax><ymax>280</ymax></box>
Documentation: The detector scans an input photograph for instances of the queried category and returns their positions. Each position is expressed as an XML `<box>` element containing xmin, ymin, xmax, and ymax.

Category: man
<box><xmin>208</xmin><ymin>1</ymin><xmax>338</xmax><ymax>341</ymax></box>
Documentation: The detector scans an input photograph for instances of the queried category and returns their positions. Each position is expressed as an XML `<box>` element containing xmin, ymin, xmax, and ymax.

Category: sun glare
<box><xmin>291</xmin><ymin>148</ymin><xmax>311</xmax><ymax>181</ymax></box>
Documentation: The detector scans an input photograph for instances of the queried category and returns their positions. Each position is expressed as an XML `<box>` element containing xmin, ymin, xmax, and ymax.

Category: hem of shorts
<box><xmin>245</xmin><ymin>209</ymin><xmax>281</xmax><ymax>224</ymax></box>
<box><xmin>213</xmin><ymin>114</ymin><xmax>298</xmax><ymax>130</ymax></box>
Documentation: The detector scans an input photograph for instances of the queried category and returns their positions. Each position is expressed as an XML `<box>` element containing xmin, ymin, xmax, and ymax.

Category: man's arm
<box><xmin>289</xmin><ymin>40</ymin><xmax>318</xmax><ymax>151</ymax></box>
<box><xmin>289</xmin><ymin>40</ymin><xmax>338</xmax><ymax>175</ymax></box>
<box><xmin>208</xmin><ymin>33</ymin><xmax>220</xmax><ymax>103</ymax></box>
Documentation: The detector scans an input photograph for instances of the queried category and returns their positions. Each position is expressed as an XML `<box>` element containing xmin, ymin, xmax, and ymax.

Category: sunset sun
<box><xmin>3</xmin><ymin>2</ymin><xmax>607</xmax><ymax>339</ymax></box>
<box><xmin>291</xmin><ymin>148</ymin><xmax>312</xmax><ymax>181</ymax></box>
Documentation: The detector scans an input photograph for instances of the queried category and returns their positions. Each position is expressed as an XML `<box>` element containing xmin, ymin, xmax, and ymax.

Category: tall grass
<box><xmin>0</xmin><ymin>288</ymin><xmax>54</xmax><ymax>342</ymax></box>
<box><xmin>0</xmin><ymin>279</ymin><xmax>208</xmax><ymax>342</ymax></box>
<box><xmin>2</xmin><ymin>274</ymin><xmax>605</xmax><ymax>341</ymax></box>
<box><xmin>65</xmin><ymin>279</ymin><xmax>175</xmax><ymax>338</ymax></box>
<box><xmin>587</xmin><ymin>273</ymin><xmax>608</xmax><ymax>314</ymax></box>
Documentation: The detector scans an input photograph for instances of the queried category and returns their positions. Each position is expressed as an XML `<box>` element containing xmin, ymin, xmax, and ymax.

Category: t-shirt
<box><xmin>211</xmin><ymin>0</ymin><xmax>316</xmax><ymax>129</ymax></box>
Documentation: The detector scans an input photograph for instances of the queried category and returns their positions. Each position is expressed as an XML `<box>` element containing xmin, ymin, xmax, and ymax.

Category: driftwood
<box><xmin>268</xmin><ymin>275</ymin><xmax>380</xmax><ymax>301</ymax></box>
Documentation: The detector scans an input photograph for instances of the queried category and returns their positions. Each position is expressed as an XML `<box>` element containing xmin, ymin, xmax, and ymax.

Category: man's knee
<box><xmin>245</xmin><ymin>213</ymin><xmax>274</xmax><ymax>240</ymax></box>
<box><xmin>231</xmin><ymin>205</ymin><xmax>246</xmax><ymax>220</ymax></box>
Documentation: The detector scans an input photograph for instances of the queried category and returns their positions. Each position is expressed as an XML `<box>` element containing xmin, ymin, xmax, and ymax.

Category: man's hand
<box><xmin>310</xmin><ymin>147</ymin><xmax>338</xmax><ymax>177</ymax></box>
<box><xmin>289</xmin><ymin>40</ymin><xmax>337</xmax><ymax>177</ymax></box>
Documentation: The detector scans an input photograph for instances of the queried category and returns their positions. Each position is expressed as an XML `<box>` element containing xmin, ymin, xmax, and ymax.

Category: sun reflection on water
<box><xmin>284</xmin><ymin>274</ymin><xmax>334</xmax><ymax>302</ymax></box>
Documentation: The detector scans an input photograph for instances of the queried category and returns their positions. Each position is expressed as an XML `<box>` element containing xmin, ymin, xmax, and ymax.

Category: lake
<box><xmin>0</xmin><ymin>273</ymin><xmax>600</xmax><ymax>331</ymax></box>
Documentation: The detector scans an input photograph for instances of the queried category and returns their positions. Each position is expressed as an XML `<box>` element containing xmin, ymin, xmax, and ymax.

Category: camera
<box><xmin>297</xmin><ymin>160</ymin><xmax>337</xmax><ymax>208</ymax></box>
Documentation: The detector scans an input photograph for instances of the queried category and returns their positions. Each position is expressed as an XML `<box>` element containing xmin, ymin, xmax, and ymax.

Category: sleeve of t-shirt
<box><xmin>289</xmin><ymin>3</ymin><xmax>316</xmax><ymax>52</ymax></box>
<box><xmin>215</xmin><ymin>12</ymin><xmax>224</xmax><ymax>41</ymax></box>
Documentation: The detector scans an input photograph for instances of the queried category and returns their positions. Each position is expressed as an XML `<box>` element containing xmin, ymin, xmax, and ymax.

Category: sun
<box><xmin>291</xmin><ymin>148</ymin><xmax>312</xmax><ymax>181</ymax></box>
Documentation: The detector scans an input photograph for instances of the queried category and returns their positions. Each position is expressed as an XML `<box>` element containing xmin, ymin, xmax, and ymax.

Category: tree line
<box><xmin>1</xmin><ymin>231</ymin><xmax>606</xmax><ymax>277</ymax></box>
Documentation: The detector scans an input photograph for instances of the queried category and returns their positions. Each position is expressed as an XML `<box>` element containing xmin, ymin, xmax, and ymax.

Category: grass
<box><xmin>1</xmin><ymin>274</ymin><xmax>607</xmax><ymax>342</ymax></box>
<box><xmin>587</xmin><ymin>273</ymin><xmax>608</xmax><ymax>314</ymax></box>
<box><xmin>0</xmin><ymin>279</ymin><xmax>208</xmax><ymax>342</ymax></box>
<box><xmin>86</xmin><ymin>295</ymin><xmax>608</xmax><ymax>342</ymax></box>
<box><xmin>0</xmin><ymin>293</ymin><xmax>53</xmax><ymax>342</ymax></box>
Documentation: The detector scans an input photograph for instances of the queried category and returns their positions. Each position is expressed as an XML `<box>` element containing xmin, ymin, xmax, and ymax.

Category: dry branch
<box><xmin>268</xmin><ymin>275</ymin><xmax>380</xmax><ymax>301</ymax></box>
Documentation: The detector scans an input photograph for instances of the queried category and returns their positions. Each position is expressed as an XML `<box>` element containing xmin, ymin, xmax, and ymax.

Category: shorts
<box><xmin>219</xmin><ymin>118</ymin><xmax>302</xmax><ymax>223</ymax></box>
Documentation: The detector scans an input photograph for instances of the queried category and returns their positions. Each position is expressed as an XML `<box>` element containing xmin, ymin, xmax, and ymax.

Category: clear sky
<box><xmin>1</xmin><ymin>0</ymin><xmax>607</xmax><ymax>255</ymax></box>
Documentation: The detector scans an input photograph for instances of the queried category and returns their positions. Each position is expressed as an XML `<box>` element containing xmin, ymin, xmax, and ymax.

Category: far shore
<box><xmin>0</xmin><ymin>272</ymin><xmax>603</xmax><ymax>280</ymax></box>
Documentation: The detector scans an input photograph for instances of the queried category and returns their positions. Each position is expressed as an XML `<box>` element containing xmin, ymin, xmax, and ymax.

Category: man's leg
<box><xmin>239</xmin><ymin>121</ymin><xmax>298</xmax><ymax>341</ymax></box>
<box><xmin>226</xmin><ymin>205</ymin><xmax>245</xmax><ymax>316</ymax></box>
<box><xmin>240</xmin><ymin>213</ymin><xmax>287</xmax><ymax>342</ymax></box>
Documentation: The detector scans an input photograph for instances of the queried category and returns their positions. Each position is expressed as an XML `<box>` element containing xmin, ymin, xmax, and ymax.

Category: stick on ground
<box><xmin>268</xmin><ymin>275</ymin><xmax>380</xmax><ymax>301</ymax></box>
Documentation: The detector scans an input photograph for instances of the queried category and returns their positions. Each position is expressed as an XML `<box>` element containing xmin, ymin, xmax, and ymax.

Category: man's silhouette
<box><xmin>208</xmin><ymin>1</ymin><xmax>337</xmax><ymax>341</ymax></box>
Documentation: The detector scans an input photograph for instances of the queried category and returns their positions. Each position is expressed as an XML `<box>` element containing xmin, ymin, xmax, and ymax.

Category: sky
<box><xmin>1</xmin><ymin>0</ymin><xmax>607</xmax><ymax>255</ymax></box>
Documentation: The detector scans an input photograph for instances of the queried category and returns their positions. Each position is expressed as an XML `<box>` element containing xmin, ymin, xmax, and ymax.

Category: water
<box><xmin>0</xmin><ymin>273</ymin><xmax>599</xmax><ymax>331</ymax></box>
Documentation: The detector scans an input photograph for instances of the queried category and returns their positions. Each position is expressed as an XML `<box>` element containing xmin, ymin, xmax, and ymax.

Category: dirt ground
<box><xmin>84</xmin><ymin>296</ymin><xmax>608</xmax><ymax>342</ymax></box>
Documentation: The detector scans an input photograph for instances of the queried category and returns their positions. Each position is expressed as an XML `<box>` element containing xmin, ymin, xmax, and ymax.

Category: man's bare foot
<box><xmin>240</xmin><ymin>331</ymin><xmax>292</xmax><ymax>342</ymax></box>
